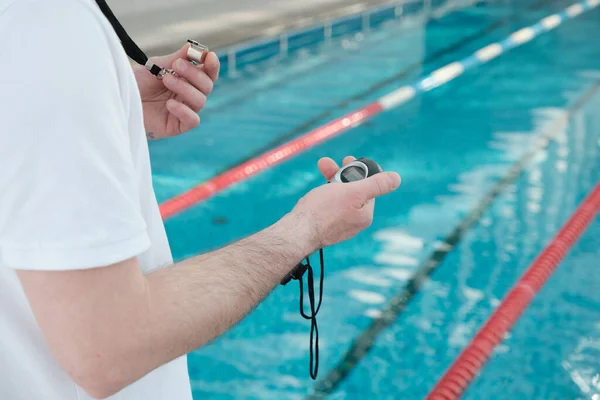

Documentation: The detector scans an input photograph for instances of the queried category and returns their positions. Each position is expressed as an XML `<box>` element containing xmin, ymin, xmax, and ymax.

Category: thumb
<box><xmin>172</xmin><ymin>43</ymin><xmax>191</xmax><ymax>63</ymax></box>
<box><xmin>353</xmin><ymin>172</ymin><xmax>401</xmax><ymax>202</ymax></box>
<box><xmin>153</xmin><ymin>44</ymin><xmax>189</xmax><ymax>67</ymax></box>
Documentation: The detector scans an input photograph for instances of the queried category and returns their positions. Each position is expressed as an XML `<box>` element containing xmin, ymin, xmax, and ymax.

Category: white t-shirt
<box><xmin>0</xmin><ymin>0</ymin><xmax>193</xmax><ymax>399</ymax></box>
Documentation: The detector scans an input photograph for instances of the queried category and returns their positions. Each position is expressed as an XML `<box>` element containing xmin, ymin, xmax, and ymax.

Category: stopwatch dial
<box><xmin>340</xmin><ymin>166</ymin><xmax>367</xmax><ymax>182</ymax></box>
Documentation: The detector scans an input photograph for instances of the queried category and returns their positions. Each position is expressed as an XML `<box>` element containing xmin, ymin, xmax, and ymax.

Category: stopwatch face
<box><xmin>340</xmin><ymin>165</ymin><xmax>367</xmax><ymax>182</ymax></box>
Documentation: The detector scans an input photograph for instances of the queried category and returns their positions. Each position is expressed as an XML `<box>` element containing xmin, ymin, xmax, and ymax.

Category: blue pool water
<box><xmin>148</xmin><ymin>0</ymin><xmax>600</xmax><ymax>398</ymax></box>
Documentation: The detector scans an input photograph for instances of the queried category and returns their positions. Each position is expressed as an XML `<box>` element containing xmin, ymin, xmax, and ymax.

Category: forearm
<box><xmin>146</xmin><ymin>212</ymin><xmax>312</xmax><ymax>359</ymax></box>
<box><xmin>95</xmin><ymin>212</ymin><xmax>314</xmax><ymax>396</ymax></box>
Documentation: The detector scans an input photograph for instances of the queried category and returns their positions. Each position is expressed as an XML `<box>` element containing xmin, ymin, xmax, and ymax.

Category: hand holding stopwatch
<box><xmin>281</xmin><ymin>157</ymin><xmax>383</xmax><ymax>285</ymax></box>
<box><xmin>281</xmin><ymin>157</ymin><xmax>383</xmax><ymax>380</ymax></box>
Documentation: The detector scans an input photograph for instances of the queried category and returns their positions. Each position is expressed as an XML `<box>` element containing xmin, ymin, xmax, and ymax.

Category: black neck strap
<box><xmin>95</xmin><ymin>0</ymin><xmax>163</xmax><ymax>76</ymax></box>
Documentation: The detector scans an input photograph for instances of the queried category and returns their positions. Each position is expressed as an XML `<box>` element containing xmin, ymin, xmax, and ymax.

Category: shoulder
<box><xmin>0</xmin><ymin>0</ymin><xmax>122</xmax><ymax>84</ymax></box>
<box><xmin>0</xmin><ymin>0</ymin><xmax>132</xmax><ymax>120</ymax></box>
<box><xmin>0</xmin><ymin>0</ymin><xmax>113</xmax><ymax>39</ymax></box>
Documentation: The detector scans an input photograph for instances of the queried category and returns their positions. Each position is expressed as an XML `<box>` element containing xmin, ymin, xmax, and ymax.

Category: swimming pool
<box><xmin>148</xmin><ymin>0</ymin><xmax>600</xmax><ymax>398</ymax></box>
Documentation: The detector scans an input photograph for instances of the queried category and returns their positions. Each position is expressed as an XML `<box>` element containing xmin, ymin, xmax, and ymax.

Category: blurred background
<box><xmin>116</xmin><ymin>0</ymin><xmax>397</xmax><ymax>55</ymax></box>
<box><xmin>115</xmin><ymin>0</ymin><xmax>600</xmax><ymax>398</ymax></box>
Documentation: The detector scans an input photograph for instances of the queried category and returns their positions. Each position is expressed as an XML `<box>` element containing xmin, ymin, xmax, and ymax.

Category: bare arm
<box><xmin>16</xmin><ymin>162</ymin><xmax>400</xmax><ymax>399</ymax></box>
<box><xmin>17</xmin><ymin>212</ymin><xmax>314</xmax><ymax>399</ymax></box>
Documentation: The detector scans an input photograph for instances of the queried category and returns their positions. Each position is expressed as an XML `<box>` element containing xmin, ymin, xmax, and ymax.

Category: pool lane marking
<box><xmin>426</xmin><ymin>182</ymin><xmax>600</xmax><ymax>400</ymax></box>
<box><xmin>306</xmin><ymin>79</ymin><xmax>600</xmax><ymax>399</ymax></box>
<box><xmin>215</xmin><ymin>0</ymin><xmax>555</xmax><ymax>183</ymax></box>
<box><xmin>159</xmin><ymin>0</ymin><xmax>598</xmax><ymax>220</ymax></box>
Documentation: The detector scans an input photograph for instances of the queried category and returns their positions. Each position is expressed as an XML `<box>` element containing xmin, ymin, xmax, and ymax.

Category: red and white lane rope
<box><xmin>160</xmin><ymin>0</ymin><xmax>599</xmax><ymax>220</ymax></box>
<box><xmin>426</xmin><ymin>182</ymin><xmax>600</xmax><ymax>400</ymax></box>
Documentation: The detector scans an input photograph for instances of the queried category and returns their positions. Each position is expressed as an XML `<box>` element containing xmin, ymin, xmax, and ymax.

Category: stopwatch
<box><xmin>329</xmin><ymin>157</ymin><xmax>383</xmax><ymax>183</ymax></box>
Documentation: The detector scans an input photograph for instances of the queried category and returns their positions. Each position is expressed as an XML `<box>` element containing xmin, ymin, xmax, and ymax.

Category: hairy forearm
<box><xmin>147</xmin><ymin>212</ymin><xmax>312</xmax><ymax>358</ymax></box>
<box><xmin>93</xmin><ymin>212</ymin><xmax>314</xmax><ymax>397</ymax></box>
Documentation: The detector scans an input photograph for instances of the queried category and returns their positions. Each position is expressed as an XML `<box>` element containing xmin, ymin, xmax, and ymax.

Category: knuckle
<box><xmin>347</xmin><ymin>191</ymin><xmax>364</xmax><ymax>210</ymax></box>
<box><xmin>374</xmin><ymin>178</ymin><xmax>386</xmax><ymax>196</ymax></box>
<box><xmin>192</xmin><ymin>70</ymin><xmax>213</xmax><ymax>94</ymax></box>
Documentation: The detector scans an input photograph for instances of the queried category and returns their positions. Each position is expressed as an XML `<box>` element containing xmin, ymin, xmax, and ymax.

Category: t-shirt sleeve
<box><xmin>0</xmin><ymin>0</ymin><xmax>151</xmax><ymax>270</ymax></box>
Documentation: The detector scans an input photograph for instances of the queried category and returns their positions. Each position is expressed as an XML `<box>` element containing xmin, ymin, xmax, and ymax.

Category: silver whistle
<box><xmin>153</xmin><ymin>39</ymin><xmax>209</xmax><ymax>80</ymax></box>
<box><xmin>187</xmin><ymin>39</ymin><xmax>209</xmax><ymax>64</ymax></box>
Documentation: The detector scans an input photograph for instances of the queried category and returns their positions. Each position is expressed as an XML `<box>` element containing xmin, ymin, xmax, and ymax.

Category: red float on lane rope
<box><xmin>426</xmin><ymin>182</ymin><xmax>600</xmax><ymax>400</ymax></box>
<box><xmin>159</xmin><ymin>102</ymin><xmax>384</xmax><ymax>220</ymax></box>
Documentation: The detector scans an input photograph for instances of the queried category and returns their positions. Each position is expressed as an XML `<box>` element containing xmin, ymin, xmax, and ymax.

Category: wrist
<box><xmin>276</xmin><ymin>211</ymin><xmax>319</xmax><ymax>256</ymax></box>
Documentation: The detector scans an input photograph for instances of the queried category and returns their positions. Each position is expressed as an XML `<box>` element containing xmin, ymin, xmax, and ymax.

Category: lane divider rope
<box><xmin>426</xmin><ymin>182</ymin><xmax>600</xmax><ymax>400</ymax></box>
<box><xmin>159</xmin><ymin>0</ymin><xmax>599</xmax><ymax>220</ymax></box>
<box><xmin>306</xmin><ymin>79</ymin><xmax>600</xmax><ymax>398</ymax></box>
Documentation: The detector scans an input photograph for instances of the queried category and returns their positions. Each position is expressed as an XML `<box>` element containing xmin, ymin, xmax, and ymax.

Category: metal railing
<box><xmin>219</xmin><ymin>0</ymin><xmax>432</xmax><ymax>77</ymax></box>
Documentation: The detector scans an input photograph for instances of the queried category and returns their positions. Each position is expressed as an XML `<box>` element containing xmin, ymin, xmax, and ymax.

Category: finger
<box><xmin>172</xmin><ymin>59</ymin><xmax>214</xmax><ymax>95</ymax></box>
<box><xmin>353</xmin><ymin>172</ymin><xmax>401</xmax><ymax>202</ymax></box>
<box><xmin>318</xmin><ymin>157</ymin><xmax>340</xmax><ymax>181</ymax></box>
<box><xmin>202</xmin><ymin>52</ymin><xmax>220</xmax><ymax>82</ymax></box>
<box><xmin>162</xmin><ymin>74</ymin><xmax>207</xmax><ymax>112</ymax></box>
<box><xmin>166</xmin><ymin>99</ymin><xmax>200</xmax><ymax>133</ymax></box>
<box><xmin>342</xmin><ymin>156</ymin><xmax>356</xmax><ymax>166</ymax></box>
<box><xmin>176</xmin><ymin>43</ymin><xmax>191</xmax><ymax>61</ymax></box>
<box><xmin>152</xmin><ymin>43</ymin><xmax>189</xmax><ymax>66</ymax></box>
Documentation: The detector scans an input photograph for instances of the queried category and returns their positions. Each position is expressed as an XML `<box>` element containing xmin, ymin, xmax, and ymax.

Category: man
<box><xmin>0</xmin><ymin>0</ymin><xmax>401</xmax><ymax>399</ymax></box>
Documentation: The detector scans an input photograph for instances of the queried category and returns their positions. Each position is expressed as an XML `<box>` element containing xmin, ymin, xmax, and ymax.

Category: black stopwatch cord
<box><xmin>95</xmin><ymin>0</ymin><xmax>163</xmax><ymax>76</ymax></box>
<box><xmin>297</xmin><ymin>249</ymin><xmax>324</xmax><ymax>380</ymax></box>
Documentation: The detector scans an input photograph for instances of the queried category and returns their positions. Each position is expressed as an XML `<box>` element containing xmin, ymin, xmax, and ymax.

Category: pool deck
<box><xmin>118</xmin><ymin>0</ymin><xmax>405</xmax><ymax>56</ymax></box>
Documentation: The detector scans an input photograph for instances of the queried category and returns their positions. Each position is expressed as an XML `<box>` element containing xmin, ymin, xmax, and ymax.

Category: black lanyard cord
<box><xmin>298</xmin><ymin>252</ymin><xmax>324</xmax><ymax>318</ymax></box>
<box><xmin>95</xmin><ymin>0</ymin><xmax>163</xmax><ymax>76</ymax></box>
<box><xmin>295</xmin><ymin>249</ymin><xmax>325</xmax><ymax>380</ymax></box>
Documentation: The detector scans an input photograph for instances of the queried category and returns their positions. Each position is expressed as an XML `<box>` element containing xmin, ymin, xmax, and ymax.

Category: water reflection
<box><xmin>332</xmin><ymin>85</ymin><xmax>600</xmax><ymax>399</ymax></box>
